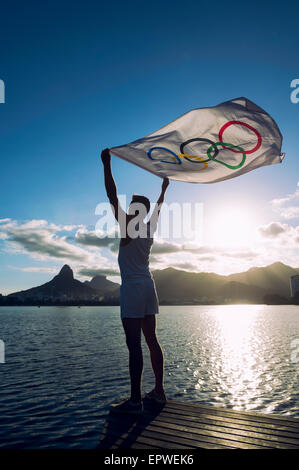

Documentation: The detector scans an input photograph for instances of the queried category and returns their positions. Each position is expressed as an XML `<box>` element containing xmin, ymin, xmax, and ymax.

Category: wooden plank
<box><xmin>99</xmin><ymin>400</ymin><xmax>299</xmax><ymax>449</ymax></box>
<box><xmin>106</xmin><ymin>415</ymin><xmax>238</xmax><ymax>449</ymax></box>
<box><xmin>129</xmin><ymin>415</ymin><xmax>278</xmax><ymax>449</ymax></box>
<box><xmin>106</xmin><ymin>414</ymin><xmax>268</xmax><ymax>449</ymax></box>
<box><xmin>106</xmin><ymin>412</ymin><xmax>295</xmax><ymax>449</ymax></box>
<box><xmin>100</xmin><ymin>426</ymin><xmax>163</xmax><ymax>449</ymax></box>
<box><xmin>168</xmin><ymin>400</ymin><xmax>299</xmax><ymax>426</ymax></box>
<box><xmin>158</xmin><ymin>404</ymin><xmax>299</xmax><ymax>435</ymax></box>
<box><xmin>101</xmin><ymin>424</ymin><xmax>194</xmax><ymax>449</ymax></box>
<box><xmin>103</xmin><ymin>425</ymin><xmax>196</xmax><ymax>449</ymax></box>
<box><xmin>146</xmin><ymin>412</ymin><xmax>299</xmax><ymax>448</ymax></box>
<box><xmin>101</xmin><ymin>419</ymin><xmax>196</xmax><ymax>449</ymax></box>
<box><xmin>150</xmin><ymin>408</ymin><xmax>299</xmax><ymax>440</ymax></box>
<box><xmin>105</xmin><ymin>418</ymin><xmax>209</xmax><ymax>448</ymax></box>
<box><xmin>165</xmin><ymin>401</ymin><xmax>299</xmax><ymax>429</ymax></box>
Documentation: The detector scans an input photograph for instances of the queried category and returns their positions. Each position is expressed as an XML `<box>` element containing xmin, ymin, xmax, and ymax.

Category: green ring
<box><xmin>207</xmin><ymin>142</ymin><xmax>246</xmax><ymax>169</ymax></box>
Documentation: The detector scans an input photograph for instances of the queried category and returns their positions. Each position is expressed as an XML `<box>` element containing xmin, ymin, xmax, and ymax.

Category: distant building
<box><xmin>290</xmin><ymin>275</ymin><xmax>299</xmax><ymax>297</ymax></box>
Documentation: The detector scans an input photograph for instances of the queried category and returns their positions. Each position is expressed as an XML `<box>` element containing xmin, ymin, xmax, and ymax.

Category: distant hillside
<box><xmin>152</xmin><ymin>262</ymin><xmax>299</xmax><ymax>304</ymax></box>
<box><xmin>5</xmin><ymin>265</ymin><xmax>119</xmax><ymax>303</ymax></box>
<box><xmin>1</xmin><ymin>262</ymin><xmax>298</xmax><ymax>305</ymax></box>
<box><xmin>227</xmin><ymin>262</ymin><xmax>299</xmax><ymax>298</ymax></box>
<box><xmin>84</xmin><ymin>275</ymin><xmax>119</xmax><ymax>296</ymax></box>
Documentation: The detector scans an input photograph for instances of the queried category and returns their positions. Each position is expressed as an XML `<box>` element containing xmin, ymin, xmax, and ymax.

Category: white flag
<box><xmin>109</xmin><ymin>97</ymin><xmax>284</xmax><ymax>184</ymax></box>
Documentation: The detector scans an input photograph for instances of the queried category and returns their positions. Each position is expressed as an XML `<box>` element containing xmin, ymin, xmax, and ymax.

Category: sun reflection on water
<box><xmin>214</xmin><ymin>305</ymin><xmax>264</xmax><ymax>408</ymax></box>
<box><xmin>194</xmin><ymin>305</ymin><xmax>271</xmax><ymax>410</ymax></box>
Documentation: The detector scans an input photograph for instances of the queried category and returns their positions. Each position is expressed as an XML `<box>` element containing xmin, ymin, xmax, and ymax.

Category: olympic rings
<box><xmin>180</xmin><ymin>138</ymin><xmax>219</xmax><ymax>163</ymax></box>
<box><xmin>147</xmin><ymin>146</ymin><xmax>182</xmax><ymax>165</ymax></box>
<box><xmin>177</xmin><ymin>155</ymin><xmax>208</xmax><ymax>170</ymax></box>
<box><xmin>207</xmin><ymin>142</ymin><xmax>246</xmax><ymax>169</ymax></box>
<box><xmin>146</xmin><ymin>120</ymin><xmax>263</xmax><ymax>171</ymax></box>
<box><xmin>218</xmin><ymin>121</ymin><xmax>262</xmax><ymax>154</ymax></box>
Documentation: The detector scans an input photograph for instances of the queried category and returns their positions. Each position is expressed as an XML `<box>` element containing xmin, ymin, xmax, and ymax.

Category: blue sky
<box><xmin>0</xmin><ymin>0</ymin><xmax>299</xmax><ymax>293</ymax></box>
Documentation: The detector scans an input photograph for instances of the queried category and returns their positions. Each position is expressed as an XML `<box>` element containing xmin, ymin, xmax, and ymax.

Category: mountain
<box><xmin>84</xmin><ymin>275</ymin><xmax>119</xmax><ymax>296</ymax></box>
<box><xmin>6</xmin><ymin>265</ymin><xmax>119</xmax><ymax>302</ymax></box>
<box><xmin>2</xmin><ymin>262</ymin><xmax>298</xmax><ymax>305</ymax></box>
<box><xmin>152</xmin><ymin>262</ymin><xmax>299</xmax><ymax>304</ymax></box>
<box><xmin>227</xmin><ymin>262</ymin><xmax>299</xmax><ymax>298</ymax></box>
<box><xmin>152</xmin><ymin>268</ymin><xmax>225</xmax><ymax>303</ymax></box>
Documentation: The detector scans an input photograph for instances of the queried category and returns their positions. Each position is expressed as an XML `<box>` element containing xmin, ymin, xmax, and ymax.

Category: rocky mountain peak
<box><xmin>57</xmin><ymin>264</ymin><xmax>74</xmax><ymax>280</ymax></box>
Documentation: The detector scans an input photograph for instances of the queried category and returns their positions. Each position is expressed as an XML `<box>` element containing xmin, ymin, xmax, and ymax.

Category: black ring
<box><xmin>180</xmin><ymin>138</ymin><xmax>219</xmax><ymax>163</ymax></box>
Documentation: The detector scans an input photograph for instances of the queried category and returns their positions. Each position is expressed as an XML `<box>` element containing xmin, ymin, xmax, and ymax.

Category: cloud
<box><xmin>9</xmin><ymin>266</ymin><xmax>59</xmax><ymax>274</ymax></box>
<box><xmin>74</xmin><ymin>228</ymin><xmax>243</xmax><ymax>262</ymax></box>
<box><xmin>195</xmin><ymin>255</ymin><xmax>217</xmax><ymax>262</ymax></box>
<box><xmin>77</xmin><ymin>266</ymin><xmax>119</xmax><ymax>277</ymax></box>
<box><xmin>150</xmin><ymin>248</ymin><xmax>260</xmax><ymax>274</ymax></box>
<box><xmin>277</xmin><ymin>207</ymin><xmax>299</xmax><ymax>219</ymax></box>
<box><xmin>0</xmin><ymin>219</ymin><xmax>94</xmax><ymax>263</ymax></box>
<box><xmin>168</xmin><ymin>261</ymin><xmax>204</xmax><ymax>271</ymax></box>
<box><xmin>151</xmin><ymin>240</ymin><xmax>182</xmax><ymax>254</ymax></box>
<box><xmin>1</xmin><ymin>214</ymin><xmax>298</xmax><ymax>283</ymax></box>
<box><xmin>271</xmin><ymin>182</ymin><xmax>299</xmax><ymax>220</ymax></box>
<box><xmin>219</xmin><ymin>250</ymin><xmax>259</xmax><ymax>259</ymax></box>
<box><xmin>74</xmin><ymin>230</ymin><xmax>208</xmax><ymax>257</ymax></box>
<box><xmin>75</xmin><ymin>228</ymin><xmax>119</xmax><ymax>251</ymax></box>
<box><xmin>258</xmin><ymin>222</ymin><xmax>289</xmax><ymax>238</ymax></box>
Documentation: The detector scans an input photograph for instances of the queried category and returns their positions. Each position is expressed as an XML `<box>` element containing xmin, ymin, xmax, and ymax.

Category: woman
<box><xmin>101</xmin><ymin>148</ymin><xmax>169</xmax><ymax>414</ymax></box>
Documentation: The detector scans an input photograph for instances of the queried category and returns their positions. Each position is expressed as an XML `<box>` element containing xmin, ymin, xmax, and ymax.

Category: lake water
<box><xmin>0</xmin><ymin>305</ymin><xmax>299</xmax><ymax>448</ymax></box>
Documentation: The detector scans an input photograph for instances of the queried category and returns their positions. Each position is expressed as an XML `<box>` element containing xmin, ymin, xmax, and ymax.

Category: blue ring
<box><xmin>147</xmin><ymin>146</ymin><xmax>182</xmax><ymax>165</ymax></box>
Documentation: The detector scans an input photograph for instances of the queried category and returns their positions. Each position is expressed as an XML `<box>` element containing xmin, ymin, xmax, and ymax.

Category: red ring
<box><xmin>218</xmin><ymin>120</ymin><xmax>262</xmax><ymax>154</ymax></box>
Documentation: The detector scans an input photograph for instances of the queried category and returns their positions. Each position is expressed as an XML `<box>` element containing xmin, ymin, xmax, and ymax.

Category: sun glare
<box><xmin>205</xmin><ymin>206</ymin><xmax>257</xmax><ymax>248</ymax></box>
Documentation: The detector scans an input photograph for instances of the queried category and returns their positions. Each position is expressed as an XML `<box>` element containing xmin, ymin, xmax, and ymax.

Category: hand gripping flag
<box><xmin>109</xmin><ymin>97</ymin><xmax>284</xmax><ymax>183</ymax></box>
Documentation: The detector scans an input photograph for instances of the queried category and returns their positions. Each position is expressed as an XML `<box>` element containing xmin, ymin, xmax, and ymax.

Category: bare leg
<box><xmin>122</xmin><ymin>318</ymin><xmax>143</xmax><ymax>403</ymax></box>
<box><xmin>142</xmin><ymin>315</ymin><xmax>164</xmax><ymax>394</ymax></box>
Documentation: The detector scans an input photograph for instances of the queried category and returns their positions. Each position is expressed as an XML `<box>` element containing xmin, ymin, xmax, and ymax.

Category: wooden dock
<box><xmin>98</xmin><ymin>399</ymin><xmax>299</xmax><ymax>449</ymax></box>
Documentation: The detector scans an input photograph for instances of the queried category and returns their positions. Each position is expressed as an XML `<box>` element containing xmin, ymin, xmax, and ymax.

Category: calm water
<box><xmin>0</xmin><ymin>305</ymin><xmax>299</xmax><ymax>448</ymax></box>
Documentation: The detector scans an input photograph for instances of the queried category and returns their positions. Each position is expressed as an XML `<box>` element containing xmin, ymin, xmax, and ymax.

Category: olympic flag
<box><xmin>109</xmin><ymin>97</ymin><xmax>284</xmax><ymax>183</ymax></box>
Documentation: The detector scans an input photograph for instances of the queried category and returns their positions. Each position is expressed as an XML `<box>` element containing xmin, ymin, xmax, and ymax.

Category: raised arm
<box><xmin>101</xmin><ymin>148</ymin><xmax>126</xmax><ymax>223</ymax></box>
<box><xmin>148</xmin><ymin>177</ymin><xmax>169</xmax><ymax>234</ymax></box>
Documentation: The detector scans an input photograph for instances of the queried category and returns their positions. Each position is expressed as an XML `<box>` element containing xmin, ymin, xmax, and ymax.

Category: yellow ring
<box><xmin>176</xmin><ymin>154</ymin><xmax>209</xmax><ymax>170</ymax></box>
